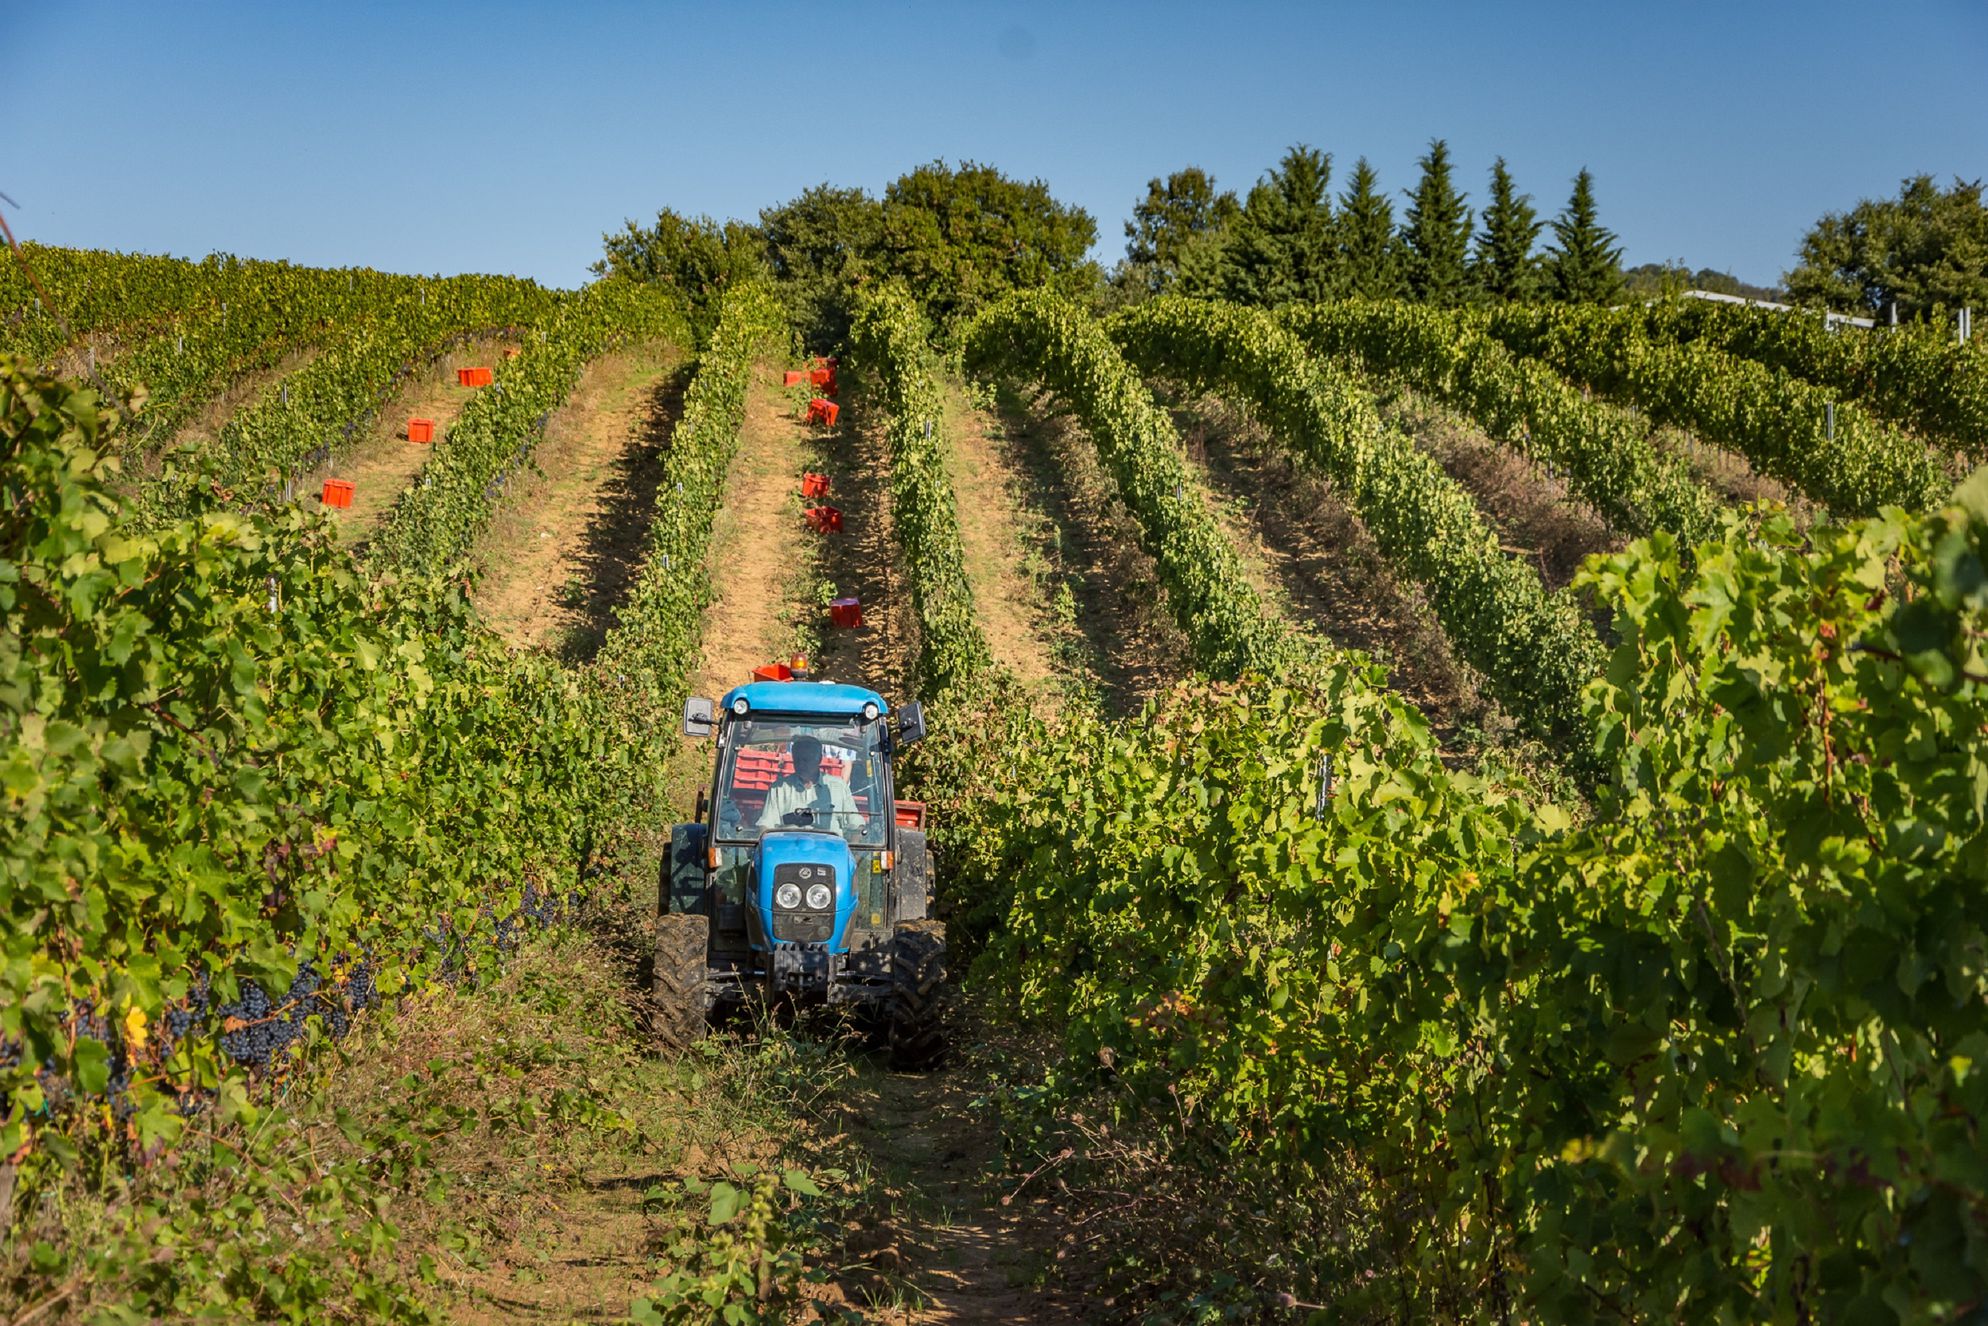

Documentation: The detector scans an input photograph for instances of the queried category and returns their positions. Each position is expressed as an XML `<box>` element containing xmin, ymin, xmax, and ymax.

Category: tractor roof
<box><xmin>720</xmin><ymin>680</ymin><xmax>891</xmax><ymax>718</ymax></box>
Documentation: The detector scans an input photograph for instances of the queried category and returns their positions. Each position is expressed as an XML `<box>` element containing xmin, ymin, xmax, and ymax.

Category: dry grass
<box><xmin>1177</xmin><ymin>397</ymin><xmax>1513</xmax><ymax>756</ymax></box>
<box><xmin>940</xmin><ymin>387</ymin><xmax>1061</xmax><ymax>692</ymax></box>
<box><xmin>469</xmin><ymin>342</ymin><xmax>684</xmax><ymax>655</ymax></box>
<box><xmin>991</xmin><ymin>387</ymin><xmax>1195</xmax><ymax>717</ymax></box>
<box><xmin>694</xmin><ymin>368</ymin><xmax>820</xmax><ymax>698</ymax></box>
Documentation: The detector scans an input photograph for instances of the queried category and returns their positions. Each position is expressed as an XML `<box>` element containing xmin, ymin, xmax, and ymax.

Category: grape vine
<box><xmin>960</xmin><ymin>291</ymin><xmax>1306</xmax><ymax>680</ymax></box>
<box><xmin>1284</xmin><ymin>299</ymin><xmax>1723</xmax><ymax>545</ymax></box>
<box><xmin>846</xmin><ymin>284</ymin><xmax>991</xmax><ymax>695</ymax></box>
<box><xmin>1487</xmin><ymin>302</ymin><xmax>1950</xmax><ymax>515</ymax></box>
<box><xmin>1109</xmin><ymin>298</ymin><xmax>1605</xmax><ymax>765</ymax></box>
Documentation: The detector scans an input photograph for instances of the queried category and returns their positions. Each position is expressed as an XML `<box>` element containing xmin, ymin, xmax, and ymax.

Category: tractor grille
<box><xmin>770</xmin><ymin>862</ymin><xmax>837</xmax><ymax>943</ymax></box>
<box><xmin>775</xmin><ymin>910</ymin><xmax>834</xmax><ymax>943</ymax></box>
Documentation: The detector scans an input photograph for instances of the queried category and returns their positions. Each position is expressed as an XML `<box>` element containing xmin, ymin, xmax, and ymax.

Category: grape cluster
<box><xmin>7</xmin><ymin>877</ymin><xmax>577</xmax><ymax>1127</ymax></box>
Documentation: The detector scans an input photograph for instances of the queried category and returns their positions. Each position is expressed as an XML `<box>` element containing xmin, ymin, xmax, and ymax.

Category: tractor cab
<box><xmin>656</xmin><ymin>678</ymin><xmax>944</xmax><ymax>1067</ymax></box>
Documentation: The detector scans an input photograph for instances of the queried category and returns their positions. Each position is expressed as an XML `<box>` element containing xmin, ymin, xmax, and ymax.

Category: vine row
<box><xmin>591</xmin><ymin>281</ymin><xmax>788</xmax><ymax>729</ymax></box>
<box><xmin>1285</xmin><ymin>300</ymin><xmax>1723</xmax><ymax>546</ymax></box>
<box><xmin>1110</xmin><ymin>298</ymin><xmax>1605</xmax><ymax>764</ymax></box>
<box><xmin>369</xmin><ymin>278</ymin><xmax>687</xmax><ymax>575</ymax></box>
<box><xmin>1635</xmin><ymin>297</ymin><xmax>1988</xmax><ymax>459</ymax></box>
<box><xmin>1487</xmin><ymin>302</ymin><xmax>1950</xmax><ymax>515</ymax></box>
<box><xmin>846</xmin><ymin>284</ymin><xmax>991</xmax><ymax>695</ymax></box>
<box><xmin>960</xmin><ymin>291</ymin><xmax>1306</xmax><ymax>680</ymax></box>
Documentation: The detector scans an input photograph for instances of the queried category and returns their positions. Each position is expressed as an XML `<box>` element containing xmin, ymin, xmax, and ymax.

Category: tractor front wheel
<box><xmin>887</xmin><ymin>919</ymin><xmax>947</xmax><ymax>1071</ymax></box>
<box><xmin>653</xmin><ymin>912</ymin><xmax>711</xmax><ymax>1051</ymax></box>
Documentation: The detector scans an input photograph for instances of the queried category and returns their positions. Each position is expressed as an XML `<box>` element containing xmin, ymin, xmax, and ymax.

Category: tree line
<box><xmin>597</xmin><ymin>152</ymin><xmax>1986</xmax><ymax>349</ymax></box>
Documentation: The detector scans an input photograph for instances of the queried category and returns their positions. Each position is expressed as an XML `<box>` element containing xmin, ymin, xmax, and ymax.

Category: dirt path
<box><xmin>806</xmin><ymin>395</ymin><xmax>915</xmax><ymax>698</ymax></box>
<box><xmin>941</xmin><ymin>389</ymin><xmax>1062</xmax><ymax>693</ymax></box>
<box><xmin>1378</xmin><ymin>390</ymin><xmax>1620</xmax><ymax>593</ymax></box>
<box><xmin>693</xmin><ymin>369</ymin><xmax>819</xmax><ymax>698</ymax></box>
<box><xmin>294</xmin><ymin>335</ymin><xmax>520</xmax><ymax>545</ymax></box>
<box><xmin>827</xmin><ymin>1021</ymin><xmax>1077</xmax><ymax>1325</ymax></box>
<box><xmin>1176</xmin><ymin>398</ymin><xmax>1510</xmax><ymax>751</ymax></box>
<box><xmin>469</xmin><ymin>344</ymin><xmax>685</xmax><ymax>656</ymax></box>
<box><xmin>988</xmin><ymin>388</ymin><xmax>1194</xmax><ymax>717</ymax></box>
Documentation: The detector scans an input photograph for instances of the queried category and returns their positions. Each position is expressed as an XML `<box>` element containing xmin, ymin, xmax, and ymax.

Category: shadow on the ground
<box><xmin>557</xmin><ymin>364</ymin><xmax>694</xmax><ymax>664</ymax></box>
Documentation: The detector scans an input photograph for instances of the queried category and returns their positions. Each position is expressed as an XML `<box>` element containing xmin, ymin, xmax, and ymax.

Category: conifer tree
<box><xmin>1219</xmin><ymin>145</ymin><xmax>1339</xmax><ymax>307</ymax></box>
<box><xmin>1470</xmin><ymin>157</ymin><xmax>1543</xmax><ymax>302</ymax></box>
<box><xmin>1544</xmin><ymin>168</ymin><xmax>1625</xmax><ymax>303</ymax></box>
<box><xmin>1401</xmin><ymin>139</ymin><xmax>1473</xmax><ymax>305</ymax></box>
<box><xmin>1338</xmin><ymin>157</ymin><xmax>1403</xmax><ymax>299</ymax></box>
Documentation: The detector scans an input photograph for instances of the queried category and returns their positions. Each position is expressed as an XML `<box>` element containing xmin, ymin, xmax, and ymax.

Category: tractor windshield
<box><xmin>713</xmin><ymin>715</ymin><xmax>888</xmax><ymax>847</ymax></box>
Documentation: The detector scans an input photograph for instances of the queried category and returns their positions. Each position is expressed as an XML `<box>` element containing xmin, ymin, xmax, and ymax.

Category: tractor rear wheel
<box><xmin>653</xmin><ymin>912</ymin><xmax>711</xmax><ymax>1051</ymax></box>
<box><xmin>887</xmin><ymin>919</ymin><xmax>947</xmax><ymax>1070</ymax></box>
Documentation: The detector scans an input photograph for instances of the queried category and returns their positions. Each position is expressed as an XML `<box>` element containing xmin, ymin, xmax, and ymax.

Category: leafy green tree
<box><xmin>1120</xmin><ymin>168</ymin><xmax>1240</xmax><ymax>298</ymax></box>
<box><xmin>1337</xmin><ymin>158</ymin><xmax>1403</xmax><ymax>299</ymax></box>
<box><xmin>1543</xmin><ymin>168</ymin><xmax>1625</xmax><ymax>304</ymax></box>
<box><xmin>758</xmin><ymin>184</ymin><xmax>885</xmax><ymax>349</ymax></box>
<box><xmin>1218</xmin><ymin>145</ymin><xmax>1339</xmax><ymax>307</ymax></box>
<box><xmin>876</xmin><ymin>160</ymin><xmax>1100</xmax><ymax>329</ymax></box>
<box><xmin>595</xmin><ymin>209</ymin><xmax>767</xmax><ymax>334</ymax></box>
<box><xmin>1786</xmin><ymin>175</ymin><xmax>1988</xmax><ymax>321</ymax></box>
<box><xmin>1401</xmin><ymin>139</ymin><xmax>1473</xmax><ymax>305</ymax></box>
<box><xmin>1622</xmin><ymin>263</ymin><xmax>1779</xmax><ymax>301</ymax></box>
<box><xmin>1471</xmin><ymin>157</ymin><xmax>1543</xmax><ymax>302</ymax></box>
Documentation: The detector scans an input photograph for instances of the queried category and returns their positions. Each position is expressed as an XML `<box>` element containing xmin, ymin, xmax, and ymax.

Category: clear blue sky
<box><xmin>5</xmin><ymin>1</ymin><xmax>1984</xmax><ymax>292</ymax></box>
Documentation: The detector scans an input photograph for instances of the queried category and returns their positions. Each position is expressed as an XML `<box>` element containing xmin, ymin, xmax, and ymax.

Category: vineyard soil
<box><xmin>1380</xmin><ymin>389</ymin><xmax>1619</xmax><ymax>592</ymax></box>
<box><xmin>1178</xmin><ymin>399</ymin><xmax>1503</xmax><ymax>746</ymax></box>
<box><xmin>694</xmin><ymin>369</ymin><xmax>821</xmax><ymax>697</ymax></box>
<box><xmin>992</xmin><ymin>388</ymin><xmax>1194</xmax><ymax>714</ymax></box>
<box><xmin>808</xmin><ymin>392</ymin><xmax>911</xmax><ymax>700</ymax></box>
<box><xmin>939</xmin><ymin>390</ymin><xmax>1060</xmax><ymax>691</ymax></box>
<box><xmin>824</xmin><ymin>1024</ymin><xmax>1077</xmax><ymax>1324</ymax></box>
<box><xmin>302</xmin><ymin>334</ymin><xmax>523</xmax><ymax>543</ymax></box>
<box><xmin>469</xmin><ymin>342</ymin><xmax>684</xmax><ymax>653</ymax></box>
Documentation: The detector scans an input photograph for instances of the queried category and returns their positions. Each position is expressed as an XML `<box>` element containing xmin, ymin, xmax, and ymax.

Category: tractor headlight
<box><xmin>774</xmin><ymin>882</ymin><xmax>802</xmax><ymax>910</ymax></box>
<box><xmin>731</xmin><ymin>695</ymin><xmax>749</xmax><ymax>716</ymax></box>
<box><xmin>804</xmin><ymin>882</ymin><xmax>833</xmax><ymax>910</ymax></box>
<box><xmin>862</xmin><ymin>701</ymin><xmax>880</xmax><ymax>721</ymax></box>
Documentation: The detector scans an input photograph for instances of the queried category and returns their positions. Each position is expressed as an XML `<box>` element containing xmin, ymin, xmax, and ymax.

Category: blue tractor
<box><xmin>659</xmin><ymin>678</ymin><xmax>944</xmax><ymax>1067</ymax></box>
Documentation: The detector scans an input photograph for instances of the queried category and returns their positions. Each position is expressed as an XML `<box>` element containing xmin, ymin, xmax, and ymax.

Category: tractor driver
<box><xmin>757</xmin><ymin>734</ymin><xmax>862</xmax><ymax>834</ymax></box>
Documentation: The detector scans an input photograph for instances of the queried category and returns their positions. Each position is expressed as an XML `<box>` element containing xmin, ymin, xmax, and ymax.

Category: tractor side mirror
<box><xmin>682</xmin><ymin>696</ymin><xmax>716</xmax><ymax>738</ymax></box>
<box><xmin>898</xmin><ymin>701</ymin><xmax>928</xmax><ymax>747</ymax></box>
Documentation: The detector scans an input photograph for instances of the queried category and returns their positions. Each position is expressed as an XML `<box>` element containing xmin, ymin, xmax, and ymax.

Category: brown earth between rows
<box><xmin>693</xmin><ymin>369</ymin><xmax>820</xmax><ymax>699</ymax></box>
<box><xmin>1378</xmin><ymin>388</ymin><xmax>1621</xmax><ymax>594</ymax></box>
<box><xmin>940</xmin><ymin>389</ymin><xmax>1062</xmax><ymax>695</ymax></box>
<box><xmin>297</xmin><ymin>335</ymin><xmax>521</xmax><ymax>544</ymax></box>
<box><xmin>990</xmin><ymin>387</ymin><xmax>1194</xmax><ymax>717</ymax></box>
<box><xmin>1176</xmin><ymin>397</ymin><xmax>1511</xmax><ymax>752</ymax></box>
<box><xmin>469</xmin><ymin>343</ymin><xmax>684</xmax><ymax>655</ymax></box>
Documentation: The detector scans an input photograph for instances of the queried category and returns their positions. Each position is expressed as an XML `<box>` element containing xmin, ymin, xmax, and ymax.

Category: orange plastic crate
<box><xmin>828</xmin><ymin>597</ymin><xmax>863</xmax><ymax>629</ymax></box>
<box><xmin>893</xmin><ymin>800</ymin><xmax>926</xmax><ymax>829</ymax></box>
<box><xmin>457</xmin><ymin>366</ymin><xmax>493</xmax><ymax>387</ymax></box>
<box><xmin>801</xmin><ymin>471</ymin><xmax>830</xmax><ymax>498</ymax></box>
<box><xmin>750</xmin><ymin>662</ymin><xmax>794</xmax><ymax>682</ymax></box>
<box><xmin>321</xmin><ymin>479</ymin><xmax>354</xmax><ymax>509</ymax></box>
<box><xmin>783</xmin><ymin>370</ymin><xmax>806</xmax><ymax>387</ymax></box>
<box><xmin>805</xmin><ymin>505</ymin><xmax>843</xmax><ymax>533</ymax></box>
<box><xmin>407</xmin><ymin>418</ymin><xmax>435</xmax><ymax>444</ymax></box>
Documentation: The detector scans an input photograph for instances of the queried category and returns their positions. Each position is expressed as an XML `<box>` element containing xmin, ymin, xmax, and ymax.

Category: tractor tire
<box><xmin>652</xmin><ymin>912</ymin><xmax>711</xmax><ymax>1052</ymax></box>
<box><xmin>887</xmin><ymin>919</ymin><xmax>947</xmax><ymax>1071</ymax></box>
